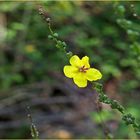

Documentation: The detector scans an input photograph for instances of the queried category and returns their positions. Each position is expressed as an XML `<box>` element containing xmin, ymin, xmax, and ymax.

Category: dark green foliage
<box><xmin>0</xmin><ymin>2</ymin><xmax>140</xmax><ymax>90</ymax></box>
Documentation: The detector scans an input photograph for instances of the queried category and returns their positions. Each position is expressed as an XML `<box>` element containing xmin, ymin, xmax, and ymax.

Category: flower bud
<box><xmin>53</xmin><ymin>33</ymin><xmax>58</xmax><ymax>38</ymax></box>
<box><xmin>46</xmin><ymin>18</ymin><xmax>51</xmax><ymax>23</ymax></box>
<box><xmin>48</xmin><ymin>35</ymin><xmax>53</xmax><ymax>39</ymax></box>
<box><xmin>66</xmin><ymin>51</ymin><xmax>73</xmax><ymax>57</ymax></box>
<box><xmin>62</xmin><ymin>41</ymin><xmax>67</xmax><ymax>47</ymax></box>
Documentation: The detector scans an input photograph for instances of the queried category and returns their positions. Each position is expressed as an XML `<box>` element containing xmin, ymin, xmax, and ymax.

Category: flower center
<box><xmin>79</xmin><ymin>65</ymin><xmax>89</xmax><ymax>73</ymax></box>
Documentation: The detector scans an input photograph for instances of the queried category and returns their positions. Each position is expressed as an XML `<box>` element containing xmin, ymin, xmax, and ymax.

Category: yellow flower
<box><xmin>25</xmin><ymin>45</ymin><xmax>35</xmax><ymax>53</ymax></box>
<box><xmin>63</xmin><ymin>55</ymin><xmax>102</xmax><ymax>88</ymax></box>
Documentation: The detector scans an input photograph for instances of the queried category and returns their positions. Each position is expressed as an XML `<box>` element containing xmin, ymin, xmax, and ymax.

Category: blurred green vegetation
<box><xmin>0</xmin><ymin>1</ymin><xmax>140</xmax><ymax>139</ymax></box>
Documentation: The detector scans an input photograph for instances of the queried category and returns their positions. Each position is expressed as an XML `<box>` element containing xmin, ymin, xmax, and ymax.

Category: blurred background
<box><xmin>0</xmin><ymin>1</ymin><xmax>140</xmax><ymax>139</ymax></box>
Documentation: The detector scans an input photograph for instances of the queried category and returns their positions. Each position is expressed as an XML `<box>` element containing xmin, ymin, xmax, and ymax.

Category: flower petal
<box><xmin>70</xmin><ymin>55</ymin><xmax>82</xmax><ymax>67</ymax></box>
<box><xmin>63</xmin><ymin>65</ymin><xmax>78</xmax><ymax>78</ymax></box>
<box><xmin>81</xmin><ymin>56</ymin><xmax>90</xmax><ymax>68</ymax></box>
<box><xmin>73</xmin><ymin>73</ymin><xmax>87</xmax><ymax>88</ymax></box>
<box><xmin>86</xmin><ymin>68</ymin><xmax>102</xmax><ymax>81</ymax></box>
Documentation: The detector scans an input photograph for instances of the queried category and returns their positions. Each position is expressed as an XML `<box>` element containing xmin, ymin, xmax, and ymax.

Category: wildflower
<box><xmin>63</xmin><ymin>55</ymin><xmax>102</xmax><ymax>88</ymax></box>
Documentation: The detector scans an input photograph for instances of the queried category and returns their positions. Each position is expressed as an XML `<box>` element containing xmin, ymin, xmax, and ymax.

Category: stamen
<box><xmin>79</xmin><ymin>65</ymin><xmax>89</xmax><ymax>73</ymax></box>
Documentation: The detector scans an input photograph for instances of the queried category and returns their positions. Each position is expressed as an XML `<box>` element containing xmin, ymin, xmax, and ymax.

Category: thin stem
<box><xmin>27</xmin><ymin>106</ymin><xmax>39</xmax><ymax>139</ymax></box>
<box><xmin>38</xmin><ymin>6</ymin><xmax>73</xmax><ymax>58</ymax></box>
<box><xmin>48</xmin><ymin>23</ymin><xmax>54</xmax><ymax>36</ymax></box>
<box><xmin>93</xmin><ymin>82</ymin><xmax>140</xmax><ymax>136</ymax></box>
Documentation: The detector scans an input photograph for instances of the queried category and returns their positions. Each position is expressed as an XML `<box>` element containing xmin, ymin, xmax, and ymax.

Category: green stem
<box><xmin>46</xmin><ymin>19</ymin><xmax>72</xmax><ymax>58</ymax></box>
<box><xmin>93</xmin><ymin>82</ymin><xmax>140</xmax><ymax>136</ymax></box>
<box><xmin>27</xmin><ymin>107</ymin><xmax>39</xmax><ymax>139</ymax></box>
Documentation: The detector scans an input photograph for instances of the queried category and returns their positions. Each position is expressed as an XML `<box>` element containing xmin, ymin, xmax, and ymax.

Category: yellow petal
<box><xmin>70</xmin><ymin>55</ymin><xmax>82</xmax><ymax>67</ymax></box>
<box><xmin>73</xmin><ymin>73</ymin><xmax>87</xmax><ymax>88</ymax></box>
<box><xmin>86</xmin><ymin>68</ymin><xmax>102</xmax><ymax>81</ymax></box>
<box><xmin>81</xmin><ymin>56</ymin><xmax>90</xmax><ymax>68</ymax></box>
<box><xmin>63</xmin><ymin>65</ymin><xmax>78</xmax><ymax>78</ymax></box>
